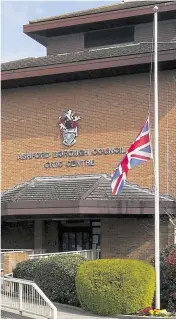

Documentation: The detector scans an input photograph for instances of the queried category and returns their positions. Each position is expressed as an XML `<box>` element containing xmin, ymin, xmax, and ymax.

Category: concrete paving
<box><xmin>55</xmin><ymin>302</ymin><xmax>116</xmax><ymax>318</ymax></box>
<box><xmin>3</xmin><ymin>307</ymin><xmax>176</xmax><ymax>319</ymax></box>
<box><xmin>2</xmin><ymin>304</ymin><xmax>117</xmax><ymax>319</ymax></box>
<box><xmin>1</xmin><ymin>310</ymin><xmax>30</xmax><ymax>319</ymax></box>
<box><xmin>1</xmin><ymin>294</ymin><xmax>116</xmax><ymax>319</ymax></box>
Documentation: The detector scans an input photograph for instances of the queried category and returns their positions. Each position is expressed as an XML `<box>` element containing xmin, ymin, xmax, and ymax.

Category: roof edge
<box><xmin>29</xmin><ymin>1</ymin><xmax>174</xmax><ymax>24</ymax></box>
<box><xmin>2</xmin><ymin>49</ymin><xmax>176</xmax><ymax>86</ymax></box>
<box><xmin>23</xmin><ymin>2</ymin><xmax>176</xmax><ymax>36</ymax></box>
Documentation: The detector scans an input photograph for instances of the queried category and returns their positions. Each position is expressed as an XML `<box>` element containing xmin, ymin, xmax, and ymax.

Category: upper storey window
<box><xmin>84</xmin><ymin>26</ymin><xmax>134</xmax><ymax>49</ymax></box>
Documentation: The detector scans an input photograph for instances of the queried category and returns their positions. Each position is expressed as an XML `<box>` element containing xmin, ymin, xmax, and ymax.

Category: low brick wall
<box><xmin>3</xmin><ymin>252</ymin><xmax>29</xmax><ymax>275</ymax></box>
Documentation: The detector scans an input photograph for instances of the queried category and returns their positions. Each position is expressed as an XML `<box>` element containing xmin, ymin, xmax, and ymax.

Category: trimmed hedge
<box><xmin>13</xmin><ymin>254</ymin><xmax>86</xmax><ymax>306</ymax></box>
<box><xmin>76</xmin><ymin>258</ymin><xmax>155</xmax><ymax>315</ymax></box>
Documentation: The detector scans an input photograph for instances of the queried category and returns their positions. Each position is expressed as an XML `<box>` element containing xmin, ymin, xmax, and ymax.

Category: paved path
<box><xmin>1</xmin><ymin>310</ymin><xmax>30</xmax><ymax>319</ymax></box>
<box><xmin>55</xmin><ymin>302</ymin><xmax>116</xmax><ymax>318</ymax></box>
<box><xmin>1</xmin><ymin>295</ymin><xmax>116</xmax><ymax>319</ymax></box>
<box><xmin>2</xmin><ymin>305</ymin><xmax>117</xmax><ymax>319</ymax></box>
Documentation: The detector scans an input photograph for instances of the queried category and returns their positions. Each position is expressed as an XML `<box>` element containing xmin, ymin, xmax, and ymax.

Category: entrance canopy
<box><xmin>1</xmin><ymin>174</ymin><xmax>175</xmax><ymax>217</ymax></box>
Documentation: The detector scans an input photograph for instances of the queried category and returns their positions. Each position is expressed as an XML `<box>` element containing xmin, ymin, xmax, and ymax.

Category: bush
<box><xmin>13</xmin><ymin>254</ymin><xmax>86</xmax><ymax>306</ymax></box>
<box><xmin>13</xmin><ymin>259</ymin><xmax>39</xmax><ymax>281</ymax></box>
<box><xmin>76</xmin><ymin>258</ymin><xmax>155</xmax><ymax>315</ymax></box>
<box><xmin>159</xmin><ymin>244</ymin><xmax>176</xmax><ymax>312</ymax></box>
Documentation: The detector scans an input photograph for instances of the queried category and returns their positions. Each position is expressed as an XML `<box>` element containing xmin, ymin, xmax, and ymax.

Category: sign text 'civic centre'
<box><xmin>17</xmin><ymin>147</ymin><xmax>125</xmax><ymax>168</ymax></box>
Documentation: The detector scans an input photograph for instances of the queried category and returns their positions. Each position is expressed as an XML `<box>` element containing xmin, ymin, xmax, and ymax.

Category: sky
<box><xmin>1</xmin><ymin>0</ymin><xmax>119</xmax><ymax>63</ymax></box>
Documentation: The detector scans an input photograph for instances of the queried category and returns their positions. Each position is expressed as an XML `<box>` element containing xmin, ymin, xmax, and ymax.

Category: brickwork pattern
<box><xmin>2</xmin><ymin>70</ymin><xmax>176</xmax><ymax>197</ymax></box>
<box><xmin>101</xmin><ymin>217</ymin><xmax>170</xmax><ymax>261</ymax></box>
<box><xmin>47</xmin><ymin>33</ymin><xmax>84</xmax><ymax>55</ymax></box>
<box><xmin>135</xmin><ymin>19</ymin><xmax>176</xmax><ymax>43</ymax></box>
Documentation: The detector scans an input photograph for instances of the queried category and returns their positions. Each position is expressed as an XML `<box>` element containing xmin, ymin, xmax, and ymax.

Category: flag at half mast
<box><xmin>111</xmin><ymin>116</ymin><xmax>153</xmax><ymax>195</ymax></box>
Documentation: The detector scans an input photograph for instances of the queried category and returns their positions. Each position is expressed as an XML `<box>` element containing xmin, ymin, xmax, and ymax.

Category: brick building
<box><xmin>1</xmin><ymin>1</ymin><xmax>176</xmax><ymax>260</ymax></box>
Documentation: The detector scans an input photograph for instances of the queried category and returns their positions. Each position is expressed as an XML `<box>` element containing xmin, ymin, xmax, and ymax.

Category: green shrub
<box><xmin>13</xmin><ymin>259</ymin><xmax>39</xmax><ymax>281</ymax></box>
<box><xmin>157</xmin><ymin>244</ymin><xmax>176</xmax><ymax>312</ymax></box>
<box><xmin>76</xmin><ymin>258</ymin><xmax>155</xmax><ymax>315</ymax></box>
<box><xmin>13</xmin><ymin>254</ymin><xmax>86</xmax><ymax>306</ymax></box>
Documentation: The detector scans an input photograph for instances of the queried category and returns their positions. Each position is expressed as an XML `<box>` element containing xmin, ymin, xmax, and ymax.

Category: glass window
<box><xmin>84</xmin><ymin>26</ymin><xmax>134</xmax><ymax>49</ymax></box>
<box><xmin>69</xmin><ymin>232</ymin><xmax>76</xmax><ymax>251</ymax></box>
<box><xmin>62</xmin><ymin>232</ymin><xmax>68</xmax><ymax>251</ymax></box>
<box><xmin>76</xmin><ymin>232</ymin><xmax>82</xmax><ymax>250</ymax></box>
<box><xmin>92</xmin><ymin>227</ymin><xmax>101</xmax><ymax>235</ymax></box>
<box><xmin>83</xmin><ymin>232</ymin><xmax>90</xmax><ymax>250</ymax></box>
<box><xmin>92</xmin><ymin>221</ymin><xmax>101</xmax><ymax>227</ymax></box>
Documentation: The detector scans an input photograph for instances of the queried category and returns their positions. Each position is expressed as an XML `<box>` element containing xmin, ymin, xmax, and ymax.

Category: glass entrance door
<box><xmin>62</xmin><ymin>229</ymin><xmax>91</xmax><ymax>252</ymax></box>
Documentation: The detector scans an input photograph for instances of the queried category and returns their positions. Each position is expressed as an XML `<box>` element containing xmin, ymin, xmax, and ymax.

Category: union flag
<box><xmin>111</xmin><ymin>116</ymin><xmax>153</xmax><ymax>195</ymax></box>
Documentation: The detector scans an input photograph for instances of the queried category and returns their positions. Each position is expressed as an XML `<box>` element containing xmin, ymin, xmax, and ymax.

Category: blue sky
<box><xmin>1</xmin><ymin>0</ymin><xmax>119</xmax><ymax>63</ymax></box>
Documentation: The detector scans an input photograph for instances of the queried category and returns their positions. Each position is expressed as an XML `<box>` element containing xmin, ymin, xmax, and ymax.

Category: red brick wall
<box><xmin>3</xmin><ymin>252</ymin><xmax>29</xmax><ymax>274</ymax></box>
<box><xmin>2</xmin><ymin>70</ymin><xmax>176</xmax><ymax>197</ymax></box>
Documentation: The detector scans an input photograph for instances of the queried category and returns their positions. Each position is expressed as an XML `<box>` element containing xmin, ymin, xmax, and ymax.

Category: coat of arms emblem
<box><xmin>59</xmin><ymin>109</ymin><xmax>81</xmax><ymax>147</ymax></box>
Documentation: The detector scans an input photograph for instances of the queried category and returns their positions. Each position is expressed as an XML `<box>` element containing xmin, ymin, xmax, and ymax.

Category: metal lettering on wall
<box><xmin>17</xmin><ymin>147</ymin><xmax>125</xmax><ymax>169</ymax></box>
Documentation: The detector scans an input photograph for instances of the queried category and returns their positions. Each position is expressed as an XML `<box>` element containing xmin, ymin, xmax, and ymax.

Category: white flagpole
<box><xmin>154</xmin><ymin>5</ymin><xmax>160</xmax><ymax>310</ymax></box>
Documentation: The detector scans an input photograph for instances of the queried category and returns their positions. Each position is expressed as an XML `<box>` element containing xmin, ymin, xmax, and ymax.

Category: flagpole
<box><xmin>153</xmin><ymin>5</ymin><xmax>160</xmax><ymax>310</ymax></box>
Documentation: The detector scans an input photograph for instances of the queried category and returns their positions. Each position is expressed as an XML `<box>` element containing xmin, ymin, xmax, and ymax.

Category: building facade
<box><xmin>1</xmin><ymin>1</ymin><xmax>176</xmax><ymax>261</ymax></box>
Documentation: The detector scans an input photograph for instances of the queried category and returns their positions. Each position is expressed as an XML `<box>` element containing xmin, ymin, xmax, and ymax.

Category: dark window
<box><xmin>84</xmin><ymin>26</ymin><xmax>134</xmax><ymax>49</ymax></box>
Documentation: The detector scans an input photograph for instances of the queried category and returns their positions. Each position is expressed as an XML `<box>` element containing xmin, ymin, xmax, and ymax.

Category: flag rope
<box><xmin>148</xmin><ymin>18</ymin><xmax>155</xmax><ymax>183</ymax></box>
<box><xmin>148</xmin><ymin>17</ymin><xmax>154</xmax><ymax>117</ymax></box>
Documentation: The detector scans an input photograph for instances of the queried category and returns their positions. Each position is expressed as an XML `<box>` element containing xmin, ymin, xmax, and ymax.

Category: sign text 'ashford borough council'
<box><xmin>17</xmin><ymin>147</ymin><xmax>125</xmax><ymax>168</ymax></box>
